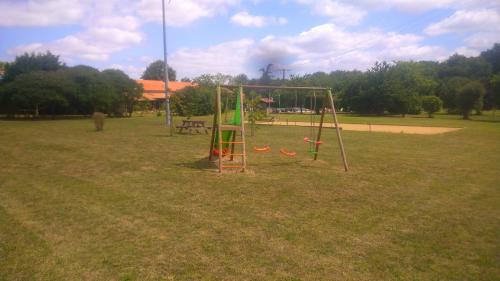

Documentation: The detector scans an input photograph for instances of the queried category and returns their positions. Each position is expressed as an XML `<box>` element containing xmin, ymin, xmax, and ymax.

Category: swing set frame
<box><xmin>209</xmin><ymin>84</ymin><xmax>349</xmax><ymax>172</ymax></box>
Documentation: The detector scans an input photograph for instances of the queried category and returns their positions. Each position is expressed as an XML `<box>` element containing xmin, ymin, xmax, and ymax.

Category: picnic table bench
<box><xmin>176</xmin><ymin>120</ymin><xmax>211</xmax><ymax>134</ymax></box>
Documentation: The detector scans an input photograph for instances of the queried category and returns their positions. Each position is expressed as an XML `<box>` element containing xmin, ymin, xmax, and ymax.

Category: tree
<box><xmin>3</xmin><ymin>52</ymin><xmax>64</xmax><ymax>82</ymax></box>
<box><xmin>1</xmin><ymin>71</ymin><xmax>74</xmax><ymax>117</ymax></box>
<box><xmin>439</xmin><ymin>54</ymin><xmax>492</xmax><ymax>80</ymax></box>
<box><xmin>422</xmin><ymin>96</ymin><xmax>443</xmax><ymax>117</ymax></box>
<box><xmin>141</xmin><ymin>60</ymin><xmax>176</xmax><ymax>81</ymax></box>
<box><xmin>233</xmin><ymin>73</ymin><xmax>249</xmax><ymax>85</ymax></box>
<box><xmin>66</xmin><ymin>65</ymin><xmax>114</xmax><ymax>114</ymax></box>
<box><xmin>456</xmin><ymin>81</ymin><xmax>485</xmax><ymax>119</ymax></box>
<box><xmin>101</xmin><ymin>69</ymin><xmax>143</xmax><ymax>116</ymax></box>
<box><xmin>259</xmin><ymin>64</ymin><xmax>274</xmax><ymax>85</ymax></box>
<box><xmin>481</xmin><ymin>43</ymin><xmax>500</xmax><ymax>74</ymax></box>
<box><xmin>171</xmin><ymin>86</ymin><xmax>214</xmax><ymax>116</ymax></box>
<box><xmin>440</xmin><ymin>77</ymin><xmax>471</xmax><ymax>112</ymax></box>
<box><xmin>490</xmin><ymin>74</ymin><xmax>500</xmax><ymax>117</ymax></box>
<box><xmin>180</xmin><ymin>77</ymin><xmax>191</xmax><ymax>82</ymax></box>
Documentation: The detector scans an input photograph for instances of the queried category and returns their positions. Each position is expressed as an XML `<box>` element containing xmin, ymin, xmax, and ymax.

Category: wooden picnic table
<box><xmin>176</xmin><ymin>120</ymin><xmax>211</xmax><ymax>134</ymax></box>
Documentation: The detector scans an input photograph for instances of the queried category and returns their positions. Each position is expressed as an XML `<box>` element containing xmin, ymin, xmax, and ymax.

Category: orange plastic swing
<box><xmin>253</xmin><ymin>145</ymin><xmax>271</xmax><ymax>153</ymax></box>
<box><xmin>280</xmin><ymin>148</ymin><xmax>296</xmax><ymax>157</ymax></box>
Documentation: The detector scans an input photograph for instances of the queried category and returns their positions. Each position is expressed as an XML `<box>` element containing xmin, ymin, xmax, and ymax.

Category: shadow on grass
<box><xmin>175</xmin><ymin>157</ymin><xmax>218</xmax><ymax>171</ymax></box>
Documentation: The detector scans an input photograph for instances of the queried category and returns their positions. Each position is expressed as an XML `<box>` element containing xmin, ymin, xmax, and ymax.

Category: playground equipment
<box><xmin>209</xmin><ymin>84</ymin><xmax>349</xmax><ymax>173</ymax></box>
<box><xmin>209</xmin><ymin>85</ymin><xmax>247</xmax><ymax>172</ymax></box>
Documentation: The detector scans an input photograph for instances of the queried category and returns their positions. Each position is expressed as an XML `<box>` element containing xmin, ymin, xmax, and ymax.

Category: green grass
<box><xmin>0</xmin><ymin>113</ymin><xmax>499</xmax><ymax>280</ymax></box>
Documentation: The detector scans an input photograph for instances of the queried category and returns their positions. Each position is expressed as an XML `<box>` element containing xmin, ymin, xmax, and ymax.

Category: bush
<box><xmin>92</xmin><ymin>112</ymin><xmax>105</xmax><ymax>131</ymax></box>
<box><xmin>171</xmin><ymin>86</ymin><xmax>214</xmax><ymax>117</ymax></box>
<box><xmin>421</xmin><ymin>96</ymin><xmax>443</xmax><ymax>117</ymax></box>
<box><xmin>456</xmin><ymin>81</ymin><xmax>485</xmax><ymax>119</ymax></box>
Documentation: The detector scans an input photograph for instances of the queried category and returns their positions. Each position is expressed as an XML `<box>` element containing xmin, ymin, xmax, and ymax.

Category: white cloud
<box><xmin>9</xmin><ymin>15</ymin><xmax>143</xmax><ymax>62</ymax></box>
<box><xmin>425</xmin><ymin>9</ymin><xmax>500</xmax><ymax>36</ymax></box>
<box><xmin>296</xmin><ymin>0</ymin><xmax>366</xmax><ymax>26</ymax></box>
<box><xmin>425</xmin><ymin>8</ymin><xmax>500</xmax><ymax>56</ymax></box>
<box><xmin>170</xmin><ymin>39</ymin><xmax>254</xmax><ymax>78</ymax></box>
<box><xmin>230</xmin><ymin>11</ymin><xmax>287</xmax><ymax>27</ymax></box>
<box><xmin>0</xmin><ymin>0</ymin><xmax>86</xmax><ymax>26</ymax></box>
<box><xmin>135</xmin><ymin>0</ymin><xmax>240</xmax><ymax>26</ymax></box>
<box><xmin>4</xmin><ymin>0</ymin><xmax>241</xmax><ymax>65</ymax></box>
<box><xmin>169</xmin><ymin>23</ymin><xmax>449</xmax><ymax>78</ymax></box>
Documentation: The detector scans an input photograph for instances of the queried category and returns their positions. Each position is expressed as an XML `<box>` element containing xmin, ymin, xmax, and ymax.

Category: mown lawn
<box><xmin>0</xmin><ymin>113</ymin><xmax>499</xmax><ymax>280</ymax></box>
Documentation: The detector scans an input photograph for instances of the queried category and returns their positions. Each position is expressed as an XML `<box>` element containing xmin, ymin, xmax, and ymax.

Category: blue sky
<box><xmin>1</xmin><ymin>0</ymin><xmax>499</xmax><ymax>79</ymax></box>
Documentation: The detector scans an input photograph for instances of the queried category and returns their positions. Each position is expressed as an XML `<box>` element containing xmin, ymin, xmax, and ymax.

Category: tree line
<box><xmin>0</xmin><ymin>52</ymin><xmax>142</xmax><ymax>118</ymax></box>
<box><xmin>175</xmin><ymin>43</ymin><xmax>500</xmax><ymax>119</ymax></box>
<box><xmin>1</xmin><ymin>43</ymin><xmax>500</xmax><ymax>119</ymax></box>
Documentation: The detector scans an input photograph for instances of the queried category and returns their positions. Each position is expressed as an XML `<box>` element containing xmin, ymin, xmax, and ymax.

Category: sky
<box><xmin>0</xmin><ymin>0</ymin><xmax>499</xmax><ymax>79</ymax></box>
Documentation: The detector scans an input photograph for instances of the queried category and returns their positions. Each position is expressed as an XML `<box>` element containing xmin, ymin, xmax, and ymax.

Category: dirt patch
<box><xmin>255</xmin><ymin>121</ymin><xmax>462</xmax><ymax>135</ymax></box>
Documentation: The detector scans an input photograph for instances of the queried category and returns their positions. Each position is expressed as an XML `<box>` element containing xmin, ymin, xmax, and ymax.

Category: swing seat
<box><xmin>303</xmin><ymin>137</ymin><xmax>310</xmax><ymax>142</ymax></box>
<box><xmin>280</xmin><ymin>148</ymin><xmax>296</xmax><ymax>157</ymax></box>
<box><xmin>213</xmin><ymin>148</ymin><xmax>229</xmax><ymax>156</ymax></box>
<box><xmin>253</xmin><ymin>145</ymin><xmax>271</xmax><ymax>153</ymax></box>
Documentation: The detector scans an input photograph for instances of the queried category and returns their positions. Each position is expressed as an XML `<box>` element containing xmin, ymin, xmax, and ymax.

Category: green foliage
<box><xmin>0</xmin><ymin>61</ymin><xmax>142</xmax><ymax>117</ymax></box>
<box><xmin>171</xmin><ymin>86</ymin><xmax>214</xmax><ymax>117</ymax></box>
<box><xmin>141</xmin><ymin>60</ymin><xmax>176</xmax><ymax>81</ymax></box>
<box><xmin>246</xmin><ymin>92</ymin><xmax>266</xmax><ymax>136</ymax></box>
<box><xmin>480</xmin><ymin>43</ymin><xmax>500</xmax><ymax>74</ymax></box>
<box><xmin>421</xmin><ymin>96</ymin><xmax>443</xmax><ymax>117</ymax></box>
<box><xmin>3</xmin><ymin>52</ymin><xmax>64</xmax><ymax>82</ymax></box>
<box><xmin>490</xmin><ymin>74</ymin><xmax>500</xmax><ymax>108</ymax></box>
<box><xmin>101</xmin><ymin>69</ymin><xmax>142</xmax><ymax>117</ymax></box>
<box><xmin>439</xmin><ymin>54</ymin><xmax>492</xmax><ymax>80</ymax></box>
<box><xmin>0</xmin><ymin>71</ymin><xmax>73</xmax><ymax>117</ymax></box>
<box><xmin>456</xmin><ymin>81</ymin><xmax>485</xmax><ymax>119</ymax></box>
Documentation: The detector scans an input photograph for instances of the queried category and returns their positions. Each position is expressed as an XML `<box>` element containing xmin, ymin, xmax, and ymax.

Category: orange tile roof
<box><xmin>136</xmin><ymin>79</ymin><xmax>196</xmax><ymax>98</ymax></box>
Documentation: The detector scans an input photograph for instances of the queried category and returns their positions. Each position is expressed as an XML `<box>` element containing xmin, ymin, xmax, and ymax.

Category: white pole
<box><xmin>162</xmin><ymin>0</ymin><xmax>173</xmax><ymax>135</ymax></box>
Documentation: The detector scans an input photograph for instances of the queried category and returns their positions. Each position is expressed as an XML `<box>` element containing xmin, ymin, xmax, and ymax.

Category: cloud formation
<box><xmin>230</xmin><ymin>11</ymin><xmax>287</xmax><ymax>27</ymax></box>
<box><xmin>170</xmin><ymin>24</ymin><xmax>449</xmax><ymax>78</ymax></box>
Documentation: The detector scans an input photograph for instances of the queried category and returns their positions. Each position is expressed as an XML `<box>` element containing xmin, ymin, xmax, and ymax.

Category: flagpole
<box><xmin>162</xmin><ymin>0</ymin><xmax>173</xmax><ymax>135</ymax></box>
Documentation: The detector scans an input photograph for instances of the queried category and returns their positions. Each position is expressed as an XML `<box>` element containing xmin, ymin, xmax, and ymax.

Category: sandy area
<box><xmin>254</xmin><ymin>121</ymin><xmax>462</xmax><ymax>135</ymax></box>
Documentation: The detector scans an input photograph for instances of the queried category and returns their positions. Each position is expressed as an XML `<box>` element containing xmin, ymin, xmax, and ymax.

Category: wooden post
<box><xmin>217</xmin><ymin>84</ymin><xmax>223</xmax><ymax>173</ymax></box>
<box><xmin>314</xmin><ymin>104</ymin><xmax>326</xmax><ymax>160</ymax></box>
<box><xmin>239</xmin><ymin>86</ymin><xmax>247</xmax><ymax>172</ymax></box>
<box><xmin>328</xmin><ymin>90</ymin><xmax>348</xmax><ymax>171</ymax></box>
<box><xmin>208</xmin><ymin>92</ymin><xmax>218</xmax><ymax>161</ymax></box>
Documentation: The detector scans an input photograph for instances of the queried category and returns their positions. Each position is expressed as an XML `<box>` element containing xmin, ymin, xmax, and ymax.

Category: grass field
<box><xmin>1</xmin><ymin>113</ymin><xmax>499</xmax><ymax>280</ymax></box>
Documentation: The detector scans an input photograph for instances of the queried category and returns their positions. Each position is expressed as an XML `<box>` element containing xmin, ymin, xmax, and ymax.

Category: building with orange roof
<box><xmin>136</xmin><ymin>79</ymin><xmax>196</xmax><ymax>110</ymax></box>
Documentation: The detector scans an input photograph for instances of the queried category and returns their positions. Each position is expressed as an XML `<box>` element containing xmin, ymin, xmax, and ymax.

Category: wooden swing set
<box><xmin>209</xmin><ymin>84</ymin><xmax>348</xmax><ymax>173</ymax></box>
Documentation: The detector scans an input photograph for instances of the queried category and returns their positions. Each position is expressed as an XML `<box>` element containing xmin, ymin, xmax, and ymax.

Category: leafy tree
<box><xmin>180</xmin><ymin>77</ymin><xmax>191</xmax><ymax>82</ymax></box>
<box><xmin>1</xmin><ymin>71</ymin><xmax>73</xmax><ymax>117</ymax></box>
<box><xmin>246</xmin><ymin>92</ymin><xmax>266</xmax><ymax>136</ymax></box>
<box><xmin>193</xmin><ymin>74</ymin><xmax>216</xmax><ymax>87</ymax></box>
<box><xmin>421</xmin><ymin>96</ymin><xmax>443</xmax><ymax>117</ymax></box>
<box><xmin>456</xmin><ymin>81</ymin><xmax>485</xmax><ymax>119</ymax></box>
<box><xmin>481</xmin><ymin>43</ymin><xmax>500</xmax><ymax>74</ymax></box>
<box><xmin>66</xmin><ymin>65</ymin><xmax>114</xmax><ymax>114</ymax></box>
<box><xmin>3</xmin><ymin>52</ymin><xmax>64</xmax><ymax>82</ymax></box>
<box><xmin>141</xmin><ymin>60</ymin><xmax>176</xmax><ymax>81</ymax></box>
<box><xmin>233</xmin><ymin>73</ymin><xmax>249</xmax><ymax>85</ymax></box>
<box><xmin>259</xmin><ymin>64</ymin><xmax>274</xmax><ymax>85</ymax></box>
<box><xmin>171</xmin><ymin>86</ymin><xmax>214</xmax><ymax>116</ymax></box>
<box><xmin>101</xmin><ymin>69</ymin><xmax>143</xmax><ymax>116</ymax></box>
<box><xmin>490</xmin><ymin>74</ymin><xmax>500</xmax><ymax>117</ymax></box>
<box><xmin>440</xmin><ymin>77</ymin><xmax>471</xmax><ymax>112</ymax></box>
<box><xmin>439</xmin><ymin>54</ymin><xmax>492</xmax><ymax>80</ymax></box>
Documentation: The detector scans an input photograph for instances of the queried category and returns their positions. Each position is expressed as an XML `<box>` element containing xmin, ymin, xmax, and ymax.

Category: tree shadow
<box><xmin>175</xmin><ymin>156</ymin><xmax>218</xmax><ymax>171</ymax></box>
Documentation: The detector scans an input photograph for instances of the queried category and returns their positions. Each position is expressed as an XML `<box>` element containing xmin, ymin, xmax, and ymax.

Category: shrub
<box><xmin>92</xmin><ymin>112</ymin><xmax>105</xmax><ymax>131</ymax></box>
<box><xmin>421</xmin><ymin>96</ymin><xmax>443</xmax><ymax>118</ymax></box>
<box><xmin>456</xmin><ymin>81</ymin><xmax>485</xmax><ymax>119</ymax></box>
